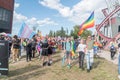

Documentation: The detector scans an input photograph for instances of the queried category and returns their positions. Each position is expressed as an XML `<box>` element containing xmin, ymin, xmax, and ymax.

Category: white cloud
<box><xmin>13</xmin><ymin>11</ymin><xmax>58</xmax><ymax>28</ymax></box>
<box><xmin>39</xmin><ymin>0</ymin><xmax>72</xmax><ymax>17</ymax></box>
<box><xmin>14</xmin><ymin>3</ymin><xmax>20</xmax><ymax>9</ymax></box>
<box><xmin>39</xmin><ymin>0</ymin><xmax>107</xmax><ymax>24</ymax></box>
<box><xmin>26</xmin><ymin>17</ymin><xmax>58</xmax><ymax>27</ymax></box>
<box><xmin>13</xmin><ymin>11</ymin><xmax>28</xmax><ymax>23</ymax></box>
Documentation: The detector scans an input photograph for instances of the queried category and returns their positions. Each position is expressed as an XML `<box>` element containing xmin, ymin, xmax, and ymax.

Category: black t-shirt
<box><xmin>41</xmin><ymin>42</ymin><xmax>49</xmax><ymax>49</ymax></box>
<box><xmin>26</xmin><ymin>42</ymin><xmax>32</xmax><ymax>51</ymax></box>
<box><xmin>12</xmin><ymin>39</ymin><xmax>20</xmax><ymax>49</ymax></box>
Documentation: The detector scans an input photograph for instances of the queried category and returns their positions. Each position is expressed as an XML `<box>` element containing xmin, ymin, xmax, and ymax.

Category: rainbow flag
<box><xmin>78</xmin><ymin>11</ymin><xmax>94</xmax><ymax>35</ymax></box>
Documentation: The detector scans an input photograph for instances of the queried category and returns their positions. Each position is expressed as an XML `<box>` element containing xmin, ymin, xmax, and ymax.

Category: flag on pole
<box><xmin>18</xmin><ymin>22</ymin><xmax>35</xmax><ymax>38</ymax></box>
<box><xmin>78</xmin><ymin>11</ymin><xmax>95</xmax><ymax>35</ymax></box>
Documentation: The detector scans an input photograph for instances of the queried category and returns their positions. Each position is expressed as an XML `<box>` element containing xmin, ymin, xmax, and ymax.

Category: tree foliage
<box><xmin>80</xmin><ymin>30</ymin><xmax>92</xmax><ymax>39</ymax></box>
<box><xmin>48</xmin><ymin>30</ymin><xmax>53</xmax><ymax>37</ymax></box>
<box><xmin>48</xmin><ymin>25</ymin><xmax>92</xmax><ymax>38</ymax></box>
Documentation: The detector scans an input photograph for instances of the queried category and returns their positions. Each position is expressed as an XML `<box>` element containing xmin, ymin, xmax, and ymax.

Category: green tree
<box><xmin>70</xmin><ymin>30</ymin><xmax>74</xmax><ymax>37</ymax></box>
<box><xmin>70</xmin><ymin>25</ymin><xmax>79</xmax><ymax>39</ymax></box>
<box><xmin>80</xmin><ymin>30</ymin><xmax>92</xmax><ymax>39</ymax></box>
<box><xmin>53</xmin><ymin>31</ymin><xmax>56</xmax><ymax>37</ymax></box>
<box><xmin>48</xmin><ymin>30</ymin><xmax>53</xmax><ymax>37</ymax></box>
<box><xmin>55</xmin><ymin>27</ymin><xmax>66</xmax><ymax>37</ymax></box>
<box><xmin>60</xmin><ymin>27</ymin><xmax>66</xmax><ymax>37</ymax></box>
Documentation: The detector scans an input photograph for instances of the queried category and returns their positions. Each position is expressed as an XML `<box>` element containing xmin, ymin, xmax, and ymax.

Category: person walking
<box><xmin>76</xmin><ymin>39</ymin><xmax>86</xmax><ymax>70</ymax></box>
<box><xmin>118</xmin><ymin>39</ymin><xmax>120</xmax><ymax>79</ymax></box>
<box><xmin>41</xmin><ymin>38</ymin><xmax>49</xmax><ymax>66</ymax></box>
<box><xmin>110</xmin><ymin>38</ymin><xmax>117</xmax><ymax>60</ymax></box>
<box><xmin>26</xmin><ymin>40</ymin><xmax>32</xmax><ymax>62</ymax></box>
<box><xmin>86</xmin><ymin>36</ymin><xmax>94</xmax><ymax>72</ymax></box>
<box><xmin>64</xmin><ymin>38</ymin><xmax>72</xmax><ymax>69</ymax></box>
<box><xmin>31</xmin><ymin>39</ymin><xmax>37</xmax><ymax>58</ymax></box>
<box><xmin>11</xmin><ymin>35</ymin><xmax>20</xmax><ymax>62</ymax></box>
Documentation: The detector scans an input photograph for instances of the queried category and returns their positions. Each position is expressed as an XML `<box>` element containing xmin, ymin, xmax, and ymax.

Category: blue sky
<box><xmin>12</xmin><ymin>0</ymin><xmax>107</xmax><ymax>36</ymax></box>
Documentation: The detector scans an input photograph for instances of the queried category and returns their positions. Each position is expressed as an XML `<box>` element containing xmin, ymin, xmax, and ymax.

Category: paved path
<box><xmin>98</xmin><ymin>50</ymin><xmax>118</xmax><ymax>65</ymax></box>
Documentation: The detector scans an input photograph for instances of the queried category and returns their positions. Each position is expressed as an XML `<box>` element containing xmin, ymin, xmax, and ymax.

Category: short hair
<box><xmin>13</xmin><ymin>35</ymin><xmax>18</xmax><ymax>39</ymax></box>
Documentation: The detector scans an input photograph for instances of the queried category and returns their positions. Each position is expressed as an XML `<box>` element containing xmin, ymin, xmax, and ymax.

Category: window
<box><xmin>0</xmin><ymin>7</ymin><xmax>11</xmax><ymax>22</ymax></box>
<box><xmin>0</xmin><ymin>7</ymin><xmax>11</xmax><ymax>29</ymax></box>
<box><xmin>0</xmin><ymin>8</ymin><xmax>3</xmax><ymax>20</ymax></box>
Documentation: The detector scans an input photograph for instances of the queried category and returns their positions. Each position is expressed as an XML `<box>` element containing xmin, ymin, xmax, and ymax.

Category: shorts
<box><xmin>66</xmin><ymin>51</ymin><xmax>71</xmax><ymax>59</ymax></box>
<box><xmin>42</xmin><ymin>49</ymin><xmax>48</xmax><ymax>56</ymax></box>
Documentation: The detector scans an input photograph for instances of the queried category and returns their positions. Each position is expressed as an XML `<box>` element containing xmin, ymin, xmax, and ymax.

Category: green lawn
<box><xmin>0</xmin><ymin>52</ymin><xmax>119</xmax><ymax>80</ymax></box>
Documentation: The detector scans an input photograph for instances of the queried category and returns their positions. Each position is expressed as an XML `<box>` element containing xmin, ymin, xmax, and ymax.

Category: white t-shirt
<box><xmin>77</xmin><ymin>44</ymin><xmax>86</xmax><ymax>52</ymax></box>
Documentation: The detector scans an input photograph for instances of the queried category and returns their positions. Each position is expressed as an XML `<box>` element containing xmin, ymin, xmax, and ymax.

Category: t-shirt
<box><xmin>12</xmin><ymin>39</ymin><xmax>20</xmax><ymax>49</ymax></box>
<box><xmin>87</xmin><ymin>40</ymin><xmax>94</xmax><ymax>50</ymax></box>
<box><xmin>65</xmin><ymin>41</ymin><xmax>71</xmax><ymax>51</ymax></box>
<box><xmin>77</xmin><ymin>44</ymin><xmax>86</xmax><ymax>52</ymax></box>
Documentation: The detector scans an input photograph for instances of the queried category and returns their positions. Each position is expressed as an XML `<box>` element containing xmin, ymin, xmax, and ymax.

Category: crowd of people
<box><xmin>0</xmin><ymin>34</ymin><xmax>102</xmax><ymax>72</ymax></box>
<box><xmin>1</xmin><ymin>33</ymin><xmax>120</xmax><ymax>76</ymax></box>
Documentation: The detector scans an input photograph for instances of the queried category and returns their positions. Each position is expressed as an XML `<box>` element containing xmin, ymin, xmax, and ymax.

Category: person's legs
<box><xmin>90</xmin><ymin>50</ymin><xmax>94</xmax><ymax>70</ymax></box>
<box><xmin>111</xmin><ymin>52</ymin><xmax>113</xmax><ymax>59</ymax></box>
<box><xmin>42</xmin><ymin>56</ymin><xmax>45</xmax><ymax>66</ymax></box>
<box><xmin>32</xmin><ymin>50</ymin><xmax>35</xmax><ymax>58</ymax></box>
<box><xmin>26</xmin><ymin>51</ymin><xmax>29</xmax><ymax>62</ymax></box>
<box><xmin>29</xmin><ymin>52</ymin><xmax>32</xmax><ymax>61</ymax></box>
<box><xmin>47</xmin><ymin>55</ymin><xmax>51</xmax><ymax>66</ymax></box>
<box><xmin>81</xmin><ymin>52</ymin><xmax>85</xmax><ymax>69</ymax></box>
<box><xmin>66</xmin><ymin>51</ymin><xmax>71</xmax><ymax>68</ymax></box>
<box><xmin>19</xmin><ymin>48</ymin><xmax>21</xmax><ymax>59</ymax></box>
<box><xmin>118</xmin><ymin>54</ymin><xmax>120</xmax><ymax>74</ymax></box>
<box><xmin>12</xmin><ymin>49</ymin><xmax>16</xmax><ymax>62</ymax></box>
<box><xmin>79</xmin><ymin>52</ymin><xmax>82</xmax><ymax>68</ymax></box>
<box><xmin>86</xmin><ymin>52</ymin><xmax>90</xmax><ymax>72</ymax></box>
<box><xmin>113</xmin><ymin>52</ymin><xmax>116</xmax><ymax>59</ymax></box>
<box><xmin>118</xmin><ymin>54</ymin><xmax>120</xmax><ymax>79</ymax></box>
<box><xmin>16</xmin><ymin>49</ymin><xmax>19</xmax><ymax>61</ymax></box>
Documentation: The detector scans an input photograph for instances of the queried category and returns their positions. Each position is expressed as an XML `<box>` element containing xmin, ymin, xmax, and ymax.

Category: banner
<box><xmin>18</xmin><ymin>22</ymin><xmax>36</xmax><ymax>38</ymax></box>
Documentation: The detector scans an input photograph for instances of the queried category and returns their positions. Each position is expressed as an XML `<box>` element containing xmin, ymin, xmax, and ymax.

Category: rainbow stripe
<box><xmin>78</xmin><ymin>11</ymin><xmax>94</xmax><ymax>35</ymax></box>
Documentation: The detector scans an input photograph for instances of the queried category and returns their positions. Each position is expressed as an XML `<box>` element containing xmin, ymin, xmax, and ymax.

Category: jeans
<box><xmin>86</xmin><ymin>50</ymin><xmax>94</xmax><ymax>70</ymax></box>
<box><xmin>111</xmin><ymin>51</ymin><xmax>115</xmax><ymax>59</ymax></box>
<box><xmin>79</xmin><ymin>51</ymin><xmax>85</xmax><ymax>68</ymax></box>
<box><xmin>39</xmin><ymin>49</ymin><xmax>42</xmax><ymax>58</ymax></box>
<box><xmin>118</xmin><ymin>54</ymin><xmax>120</xmax><ymax>74</ymax></box>
<box><xmin>26</xmin><ymin>51</ymin><xmax>32</xmax><ymax>61</ymax></box>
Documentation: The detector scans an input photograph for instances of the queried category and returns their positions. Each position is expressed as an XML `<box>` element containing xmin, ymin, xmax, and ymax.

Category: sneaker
<box><xmin>43</xmin><ymin>62</ymin><xmax>46</xmax><ymax>66</ymax></box>
<box><xmin>48</xmin><ymin>62</ymin><xmax>51</xmax><ymax>66</ymax></box>
<box><xmin>67</xmin><ymin>64</ymin><xmax>71</xmax><ymax>69</ymax></box>
<box><xmin>43</xmin><ymin>61</ymin><xmax>47</xmax><ymax>66</ymax></box>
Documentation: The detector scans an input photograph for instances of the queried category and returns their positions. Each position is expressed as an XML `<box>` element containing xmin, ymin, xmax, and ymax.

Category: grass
<box><xmin>0</xmin><ymin>52</ymin><xmax>119</xmax><ymax>80</ymax></box>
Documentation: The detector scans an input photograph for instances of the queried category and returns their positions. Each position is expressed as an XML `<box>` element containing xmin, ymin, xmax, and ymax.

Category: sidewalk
<box><xmin>98</xmin><ymin>50</ymin><xmax>118</xmax><ymax>65</ymax></box>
